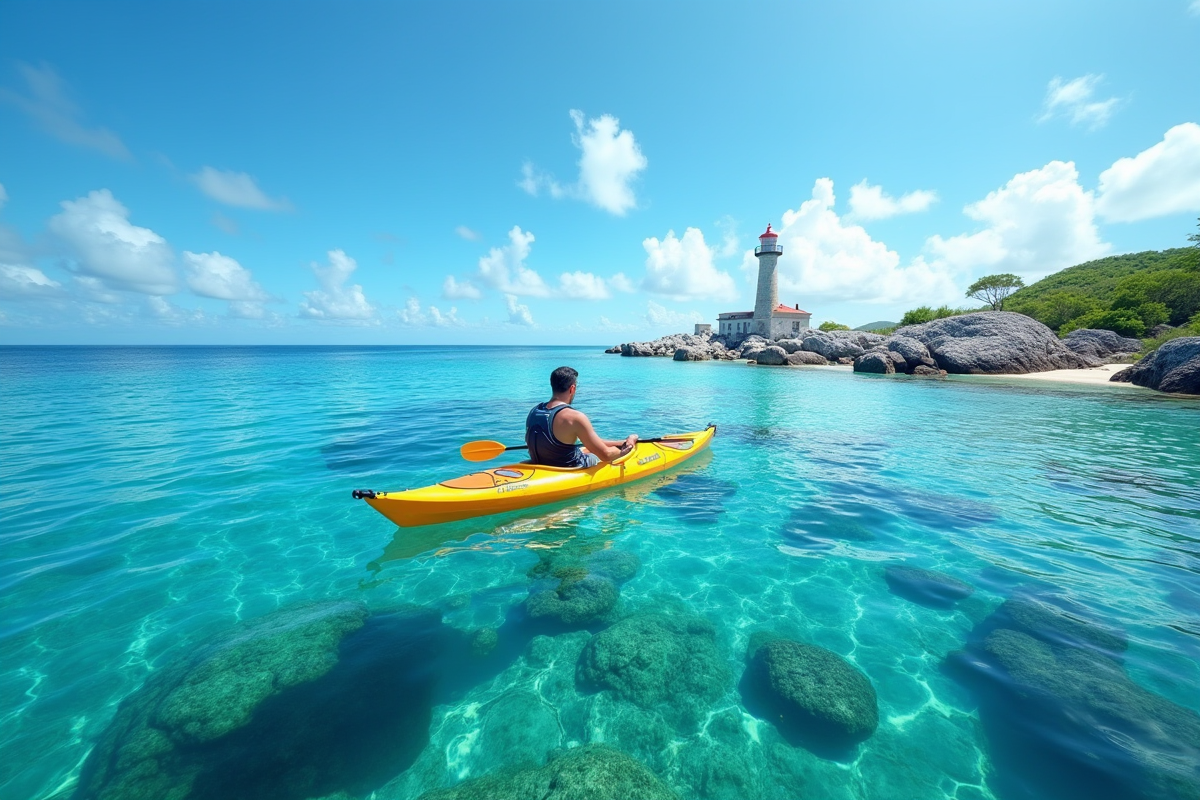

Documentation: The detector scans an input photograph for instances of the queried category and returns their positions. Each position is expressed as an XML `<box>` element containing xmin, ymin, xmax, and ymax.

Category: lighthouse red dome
<box><xmin>759</xmin><ymin>224</ymin><xmax>778</xmax><ymax>239</ymax></box>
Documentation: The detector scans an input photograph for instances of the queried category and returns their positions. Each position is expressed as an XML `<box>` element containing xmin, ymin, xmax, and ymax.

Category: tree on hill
<box><xmin>1189</xmin><ymin>217</ymin><xmax>1200</xmax><ymax>248</ymax></box>
<box><xmin>966</xmin><ymin>274</ymin><xmax>1025</xmax><ymax>310</ymax></box>
<box><xmin>818</xmin><ymin>321</ymin><xmax>850</xmax><ymax>331</ymax></box>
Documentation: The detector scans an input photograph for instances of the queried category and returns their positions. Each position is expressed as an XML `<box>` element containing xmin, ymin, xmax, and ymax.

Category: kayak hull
<box><xmin>362</xmin><ymin>425</ymin><xmax>715</xmax><ymax>527</ymax></box>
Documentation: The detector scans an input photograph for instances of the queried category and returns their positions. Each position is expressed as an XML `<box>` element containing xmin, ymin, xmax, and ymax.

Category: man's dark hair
<box><xmin>550</xmin><ymin>366</ymin><xmax>578</xmax><ymax>394</ymax></box>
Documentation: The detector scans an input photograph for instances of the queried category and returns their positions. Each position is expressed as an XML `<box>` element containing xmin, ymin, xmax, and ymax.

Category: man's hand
<box><xmin>621</xmin><ymin>434</ymin><xmax>639</xmax><ymax>453</ymax></box>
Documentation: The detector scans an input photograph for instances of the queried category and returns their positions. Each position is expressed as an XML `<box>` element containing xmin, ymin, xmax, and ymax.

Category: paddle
<box><xmin>460</xmin><ymin>437</ymin><xmax>667</xmax><ymax>462</ymax></box>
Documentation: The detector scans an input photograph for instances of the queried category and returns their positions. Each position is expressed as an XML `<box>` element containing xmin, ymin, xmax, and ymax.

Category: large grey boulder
<box><xmin>853</xmin><ymin>352</ymin><xmax>895</xmax><ymax>374</ymax></box>
<box><xmin>896</xmin><ymin>311</ymin><xmax>1100</xmax><ymax>374</ymax></box>
<box><xmin>786</xmin><ymin>351</ymin><xmax>829</xmax><ymax>366</ymax></box>
<box><xmin>621</xmin><ymin>342</ymin><xmax>654</xmax><ymax>357</ymax></box>
<box><xmin>754</xmin><ymin>345</ymin><xmax>788</xmax><ymax>365</ymax></box>
<box><xmin>673</xmin><ymin>347</ymin><xmax>709</xmax><ymax>362</ymax></box>
<box><xmin>881</xmin><ymin>335</ymin><xmax>935</xmax><ymax>369</ymax></box>
<box><xmin>1111</xmin><ymin>337</ymin><xmax>1200</xmax><ymax>395</ymax></box>
<box><xmin>776</xmin><ymin>338</ymin><xmax>805</xmax><ymax>353</ymax></box>
<box><xmin>801</xmin><ymin>333</ymin><xmax>865</xmax><ymax>360</ymax></box>
<box><xmin>1063</xmin><ymin>329</ymin><xmax>1142</xmax><ymax>362</ymax></box>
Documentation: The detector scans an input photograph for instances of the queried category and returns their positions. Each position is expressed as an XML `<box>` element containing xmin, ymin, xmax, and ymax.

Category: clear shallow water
<box><xmin>2</xmin><ymin>345</ymin><xmax>1199</xmax><ymax>800</ymax></box>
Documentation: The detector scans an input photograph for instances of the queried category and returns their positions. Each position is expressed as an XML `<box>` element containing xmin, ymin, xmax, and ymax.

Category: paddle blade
<box><xmin>460</xmin><ymin>440</ymin><xmax>508</xmax><ymax>462</ymax></box>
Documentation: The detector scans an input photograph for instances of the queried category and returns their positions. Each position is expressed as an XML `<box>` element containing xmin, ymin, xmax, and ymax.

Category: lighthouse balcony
<box><xmin>754</xmin><ymin>244</ymin><xmax>783</xmax><ymax>256</ymax></box>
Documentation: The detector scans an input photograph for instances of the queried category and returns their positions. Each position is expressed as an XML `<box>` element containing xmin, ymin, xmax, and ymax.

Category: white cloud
<box><xmin>925</xmin><ymin>161</ymin><xmax>1109</xmax><ymax>280</ymax></box>
<box><xmin>455</xmin><ymin>225</ymin><xmax>481</xmax><ymax>241</ymax></box>
<box><xmin>1095</xmin><ymin>122</ymin><xmax>1200</xmax><ymax>222</ymax></box>
<box><xmin>557</xmin><ymin>271</ymin><xmax>610</xmax><ymax>300</ymax></box>
<box><xmin>229</xmin><ymin>301</ymin><xmax>267</xmax><ymax>319</ymax></box>
<box><xmin>0</xmin><ymin>63</ymin><xmax>130</xmax><ymax>159</ymax></box>
<box><xmin>191</xmin><ymin>167</ymin><xmax>291</xmax><ymax>211</ymax></box>
<box><xmin>847</xmin><ymin>181</ymin><xmax>938</xmax><ymax>220</ymax></box>
<box><xmin>146</xmin><ymin>296</ymin><xmax>205</xmax><ymax>324</ymax></box>
<box><xmin>442</xmin><ymin>275</ymin><xmax>483</xmax><ymax>300</ymax></box>
<box><xmin>746</xmin><ymin>178</ymin><xmax>960</xmax><ymax>306</ymax></box>
<box><xmin>1190</xmin><ymin>0</ymin><xmax>1200</xmax><ymax>16</ymax></box>
<box><xmin>0</xmin><ymin>265</ymin><xmax>61</xmax><ymax>298</ymax></box>
<box><xmin>505</xmin><ymin>293</ymin><xmax>534</xmax><ymax>326</ymax></box>
<box><xmin>182</xmin><ymin>251</ymin><xmax>269</xmax><ymax>302</ymax></box>
<box><xmin>399</xmin><ymin>296</ymin><xmax>464</xmax><ymax>327</ymax></box>
<box><xmin>609</xmin><ymin>272</ymin><xmax>636</xmax><ymax>293</ymax></box>
<box><xmin>1038</xmin><ymin>75</ymin><xmax>1120</xmax><ymax>130</ymax></box>
<box><xmin>299</xmin><ymin>250</ymin><xmax>376</xmax><ymax>322</ymax></box>
<box><xmin>642</xmin><ymin>227</ymin><xmax>737</xmax><ymax>301</ymax></box>
<box><xmin>73</xmin><ymin>276</ymin><xmax>123</xmax><ymax>304</ymax></box>
<box><xmin>520</xmin><ymin>110</ymin><xmax>647</xmax><ymax>216</ymax></box>
<box><xmin>645</xmin><ymin>301</ymin><xmax>704</xmax><ymax>328</ymax></box>
<box><xmin>48</xmin><ymin>189</ymin><xmax>177</xmax><ymax>294</ymax></box>
<box><xmin>476</xmin><ymin>225</ymin><xmax>550</xmax><ymax>296</ymax></box>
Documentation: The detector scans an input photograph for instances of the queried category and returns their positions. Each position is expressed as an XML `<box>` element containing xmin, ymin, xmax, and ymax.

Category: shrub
<box><xmin>1009</xmin><ymin>292</ymin><xmax>1100</xmax><ymax>330</ymax></box>
<box><xmin>899</xmin><ymin>305</ymin><xmax>960</xmax><ymax>326</ymax></box>
<box><xmin>1060</xmin><ymin>309</ymin><xmax>1146</xmax><ymax>338</ymax></box>
<box><xmin>818</xmin><ymin>321</ymin><xmax>851</xmax><ymax>331</ymax></box>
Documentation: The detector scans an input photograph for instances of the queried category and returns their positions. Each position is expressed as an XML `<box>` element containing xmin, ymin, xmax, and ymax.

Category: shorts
<box><xmin>579</xmin><ymin>453</ymin><xmax>600</xmax><ymax>468</ymax></box>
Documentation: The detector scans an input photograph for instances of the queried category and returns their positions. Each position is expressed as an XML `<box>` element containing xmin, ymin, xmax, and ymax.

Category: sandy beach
<box><xmin>991</xmin><ymin>363</ymin><xmax>1142</xmax><ymax>386</ymax></box>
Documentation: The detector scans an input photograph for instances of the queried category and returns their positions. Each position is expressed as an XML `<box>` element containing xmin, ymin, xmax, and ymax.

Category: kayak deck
<box><xmin>360</xmin><ymin>425</ymin><xmax>715</xmax><ymax>527</ymax></box>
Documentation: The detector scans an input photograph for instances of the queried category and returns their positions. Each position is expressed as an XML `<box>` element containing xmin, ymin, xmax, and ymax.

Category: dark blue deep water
<box><xmin>2</xmin><ymin>346</ymin><xmax>1198</xmax><ymax>799</ymax></box>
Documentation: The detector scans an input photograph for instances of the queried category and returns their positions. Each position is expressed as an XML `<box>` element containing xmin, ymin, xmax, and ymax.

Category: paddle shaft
<box><xmin>499</xmin><ymin>436</ymin><xmax>664</xmax><ymax>453</ymax></box>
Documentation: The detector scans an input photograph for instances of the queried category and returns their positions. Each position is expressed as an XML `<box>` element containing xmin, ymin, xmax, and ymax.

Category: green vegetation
<box><xmin>854</xmin><ymin>320</ymin><xmax>897</xmax><ymax>332</ymax></box>
<box><xmin>899</xmin><ymin>305</ymin><xmax>963</xmax><ymax>326</ymax></box>
<box><xmin>818</xmin><ymin>321</ymin><xmax>851</xmax><ymax>331</ymax></box>
<box><xmin>1006</xmin><ymin>243</ymin><xmax>1200</xmax><ymax>337</ymax></box>
<box><xmin>966</xmin><ymin>273</ymin><xmax>1025</xmax><ymax>310</ymax></box>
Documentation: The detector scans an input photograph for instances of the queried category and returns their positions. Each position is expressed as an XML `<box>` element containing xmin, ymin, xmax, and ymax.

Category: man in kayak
<box><xmin>526</xmin><ymin>366</ymin><xmax>637</xmax><ymax>468</ymax></box>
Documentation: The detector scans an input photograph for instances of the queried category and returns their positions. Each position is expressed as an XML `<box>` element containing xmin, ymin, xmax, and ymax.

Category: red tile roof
<box><xmin>773</xmin><ymin>304</ymin><xmax>809</xmax><ymax>314</ymax></box>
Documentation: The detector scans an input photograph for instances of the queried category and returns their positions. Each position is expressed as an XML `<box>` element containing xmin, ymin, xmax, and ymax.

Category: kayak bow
<box><xmin>356</xmin><ymin>424</ymin><xmax>715</xmax><ymax>527</ymax></box>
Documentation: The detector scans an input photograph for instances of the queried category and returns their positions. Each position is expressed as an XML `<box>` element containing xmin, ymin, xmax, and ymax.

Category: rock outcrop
<box><xmin>853</xmin><ymin>352</ymin><xmax>895</xmax><ymax>374</ymax></box>
<box><xmin>753</xmin><ymin>345</ymin><xmax>788</xmax><ymax>365</ymax></box>
<box><xmin>1062</xmin><ymin>328</ymin><xmax>1142</xmax><ymax>362</ymax></box>
<box><xmin>616</xmin><ymin>331</ymin><xmax>735</xmax><ymax>360</ymax></box>
<box><xmin>1110</xmin><ymin>337</ymin><xmax>1200</xmax><ymax>395</ymax></box>
<box><xmin>895</xmin><ymin>311</ymin><xmax>1100</xmax><ymax>374</ymax></box>
<box><xmin>742</xmin><ymin>635</ymin><xmax>879</xmax><ymax>748</ymax></box>
<box><xmin>417</xmin><ymin>744</ymin><xmax>678</xmax><ymax>800</ymax></box>
<box><xmin>786</xmin><ymin>351</ymin><xmax>829</xmax><ymax>366</ymax></box>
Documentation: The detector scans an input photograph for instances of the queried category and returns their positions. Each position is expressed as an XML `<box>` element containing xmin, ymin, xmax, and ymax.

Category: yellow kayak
<box><xmin>356</xmin><ymin>425</ymin><xmax>716</xmax><ymax>527</ymax></box>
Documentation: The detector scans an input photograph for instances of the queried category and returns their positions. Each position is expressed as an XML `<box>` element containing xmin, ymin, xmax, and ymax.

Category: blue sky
<box><xmin>1</xmin><ymin>1</ymin><xmax>1198</xmax><ymax>344</ymax></box>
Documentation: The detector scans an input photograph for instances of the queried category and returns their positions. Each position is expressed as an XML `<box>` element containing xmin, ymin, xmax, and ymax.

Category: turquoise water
<box><xmin>2</xmin><ymin>345</ymin><xmax>1199</xmax><ymax>800</ymax></box>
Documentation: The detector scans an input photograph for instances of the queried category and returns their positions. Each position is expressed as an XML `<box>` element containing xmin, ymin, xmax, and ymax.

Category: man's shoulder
<box><xmin>556</xmin><ymin>406</ymin><xmax>589</xmax><ymax>424</ymax></box>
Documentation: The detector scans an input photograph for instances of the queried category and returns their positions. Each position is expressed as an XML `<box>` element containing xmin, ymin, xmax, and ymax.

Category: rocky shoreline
<box><xmin>606</xmin><ymin>312</ymin><xmax>1200</xmax><ymax>395</ymax></box>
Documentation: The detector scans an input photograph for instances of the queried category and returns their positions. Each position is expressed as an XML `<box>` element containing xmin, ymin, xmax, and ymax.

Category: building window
<box><xmin>793</xmin><ymin>322</ymin><xmax>800</xmax><ymax>333</ymax></box>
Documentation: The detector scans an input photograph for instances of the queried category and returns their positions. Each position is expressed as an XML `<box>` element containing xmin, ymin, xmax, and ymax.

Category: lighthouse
<box><xmin>752</xmin><ymin>224</ymin><xmax>782</xmax><ymax>336</ymax></box>
<box><xmin>714</xmin><ymin>223</ymin><xmax>811</xmax><ymax>340</ymax></box>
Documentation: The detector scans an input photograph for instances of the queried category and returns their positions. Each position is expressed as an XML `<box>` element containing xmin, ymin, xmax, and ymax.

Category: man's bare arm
<box><xmin>564</xmin><ymin>411</ymin><xmax>636</xmax><ymax>463</ymax></box>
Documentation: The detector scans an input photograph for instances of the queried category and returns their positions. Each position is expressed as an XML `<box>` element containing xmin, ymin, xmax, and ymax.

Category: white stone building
<box><xmin>716</xmin><ymin>224</ymin><xmax>812</xmax><ymax>338</ymax></box>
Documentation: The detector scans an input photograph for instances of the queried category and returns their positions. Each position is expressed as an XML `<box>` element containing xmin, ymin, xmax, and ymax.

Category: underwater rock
<box><xmin>576</xmin><ymin>613</ymin><xmax>730</xmax><ymax>727</ymax></box>
<box><xmin>418</xmin><ymin>743</ymin><xmax>677</xmax><ymax>800</ymax></box>
<box><xmin>526</xmin><ymin>576</ymin><xmax>619</xmax><ymax>625</ymax></box>
<box><xmin>743</xmin><ymin>637</ymin><xmax>879</xmax><ymax>749</ymax></box>
<box><xmin>910</xmin><ymin>364</ymin><xmax>947</xmax><ymax>376</ymax></box>
<box><xmin>524</xmin><ymin>545</ymin><xmax>639</xmax><ymax>627</ymax></box>
<box><xmin>946</xmin><ymin>595</ymin><xmax>1200</xmax><ymax>800</ymax></box>
<box><xmin>470</xmin><ymin>627</ymin><xmax>499</xmax><ymax>657</ymax></box>
<box><xmin>884</xmin><ymin>565</ymin><xmax>974</xmax><ymax>609</ymax></box>
<box><xmin>76</xmin><ymin>602</ymin><xmax>457</xmax><ymax>800</ymax></box>
<box><xmin>651</xmin><ymin>473</ymin><xmax>737</xmax><ymax>524</ymax></box>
